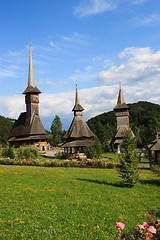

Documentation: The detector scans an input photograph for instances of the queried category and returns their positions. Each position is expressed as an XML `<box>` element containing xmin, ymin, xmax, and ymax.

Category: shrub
<box><xmin>2</xmin><ymin>147</ymin><xmax>15</xmax><ymax>159</ymax></box>
<box><xmin>0</xmin><ymin>144</ymin><xmax>2</xmax><ymax>156</ymax></box>
<box><xmin>151</xmin><ymin>165</ymin><xmax>160</xmax><ymax>176</ymax></box>
<box><xmin>95</xmin><ymin>137</ymin><xmax>102</xmax><ymax>158</ymax></box>
<box><xmin>118</xmin><ymin>130</ymin><xmax>139</xmax><ymax>187</ymax></box>
<box><xmin>83</xmin><ymin>137</ymin><xmax>102</xmax><ymax>159</ymax></box>
<box><xmin>17</xmin><ymin>145</ymin><xmax>39</xmax><ymax>160</ymax></box>
<box><xmin>83</xmin><ymin>145</ymin><xmax>95</xmax><ymax>159</ymax></box>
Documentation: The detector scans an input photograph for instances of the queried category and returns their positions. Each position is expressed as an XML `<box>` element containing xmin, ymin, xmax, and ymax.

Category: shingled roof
<box><xmin>147</xmin><ymin>133</ymin><xmax>160</xmax><ymax>151</ymax></box>
<box><xmin>62</xmin><ymin>85</ymin><xmax>94</xmax><ymax>148</ymax></box>
<box><xmin>114</xmin><ymin>86</ymin><xmax>129</xmax><ymax>110</ymax></box>
<box><xmin>8</xmin><ymin>112</ymin><xmax>47</xmax><ymax>142</ymax></box>
<box><xmin>64</xmin><ymin>115</ymin><xmax>94</xmax><ymax>139</ymax></box>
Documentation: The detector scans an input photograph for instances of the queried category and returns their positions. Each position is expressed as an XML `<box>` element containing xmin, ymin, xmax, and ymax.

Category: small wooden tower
<box><xmin>113</xmin><ymin>85</ymin><xmax>134</xmax><ymax>153</ymax></box>
<box><xmin>8</xmin><ymin>45</ymin><xmax>49</xmax><ymax>151</ymax></box>
<box><xmin>61</xmin><ymin>85</ymin><xmax>94</xmax><ymax>158</ymax></box>
<box><xmin>147</xmin><ymin>132</ymin><xmax>160</xmax><ymax>166</ymax></box>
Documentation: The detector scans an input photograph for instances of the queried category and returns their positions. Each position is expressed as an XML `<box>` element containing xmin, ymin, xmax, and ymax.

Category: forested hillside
<box><xmin>87</xmin><ymin>101</ymin><xmax>160</xmax><ymax>148</ymax></box>
<box><xmin>0</xmin><ymin>116</ymin><xmax>14</xmax><ymax>146</ymax></box>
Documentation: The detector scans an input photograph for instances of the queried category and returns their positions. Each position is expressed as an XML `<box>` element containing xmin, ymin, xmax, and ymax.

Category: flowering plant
<box><xmin>116</xmin><ymin>220</ymin><xmax>159</xmax><ymax>239</ymax></box>
<box><xmin>116</xmin><ymin>222</ymin><xmax>125</xmax><ymax>238</ymax></box>
<box><xmin>135</xmin><ymin>222</ymin><xmax>157</xmax><ymax>239</ymax></box>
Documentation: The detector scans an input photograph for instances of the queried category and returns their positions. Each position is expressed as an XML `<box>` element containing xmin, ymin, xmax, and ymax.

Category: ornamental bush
<box><xmin>83</xmin><ymin>137</ymin><xmax>102</xmax><ymax>159</ymax></box>
<box><xmin>17</xmin><ymin>145</ymin><xmax>39</xmax><ymax>160</ymax></box>
<box><xmin>2</xmin><ymin>147</ymin><xmax>15</xmax><ymax>159</ymax></box>
<box><xmin>118</xmin><ymin>130</ymin><xmax>139</xmax><ymax>187</ymax></box>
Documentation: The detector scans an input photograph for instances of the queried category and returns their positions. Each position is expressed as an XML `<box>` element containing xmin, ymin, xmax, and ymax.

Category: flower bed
<box><xmin>0</xmin><ymin>157</ymin><xmax>121</xmax><ymax>169</ymax></box>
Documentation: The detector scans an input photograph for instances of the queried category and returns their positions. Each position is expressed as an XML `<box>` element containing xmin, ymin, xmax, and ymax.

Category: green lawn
<box><xmin>0</xmin><ymin>163</ymin><xmax>159</xmax><ymax>239</ymax></box>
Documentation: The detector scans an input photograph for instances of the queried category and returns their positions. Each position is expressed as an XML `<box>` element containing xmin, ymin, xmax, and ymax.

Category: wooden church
<box><xmin>113</xmin><ymin>85</ymin><xmax>134</xmax><ymax>153</ymax></box>
<box><xmin>61</xmin><ymin>85</ymin><xmax>94</xmax><ymax>159</ymax></box>
<box><xmin>8</xmin><ymin>45</ymin><xmax>49</xmax><ymax>151</ymax></box>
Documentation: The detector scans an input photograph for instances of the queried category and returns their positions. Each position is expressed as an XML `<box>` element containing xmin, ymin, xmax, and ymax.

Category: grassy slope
<box><xmin>0</xmin><ymin>161</ymin><xmax>159</xmax><ymax>239</ymax></box>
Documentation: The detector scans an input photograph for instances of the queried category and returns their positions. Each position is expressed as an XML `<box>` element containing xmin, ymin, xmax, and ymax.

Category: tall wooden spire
<box><xmin>23</xmin><ymin>44</ymin><xmax>41</xmax><ymax>94</ymax></box>
<box><xmin>28</xmin><ymin>43</ymin><xmax>35</xmax><ymax>88</ymax></box>
<box><xmin>72</xmin><ymin>84</ymin><xmax>84</xmax><ymax>114</ymax></box>
<box><xmin>117</xmin><ymin>86</ymin><xmax>126</xmax><ymax>105</ymax></box>
<box><xmin>114</xmin><ymin>85</ymin><xmax>129</xmax><ymax>110</ymax></box>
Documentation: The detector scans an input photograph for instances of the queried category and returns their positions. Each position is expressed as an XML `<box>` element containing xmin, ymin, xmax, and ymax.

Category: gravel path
<box><xmin>44</xmin><ymin>149</ymin><xmax>63</xmax><ymax>159</ymax></box>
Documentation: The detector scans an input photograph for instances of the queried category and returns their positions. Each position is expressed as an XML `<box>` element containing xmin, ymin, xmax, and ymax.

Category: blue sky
<box><xmin>0</xmin><ymin>0</ymin><xmax>160</xmax><ymax>130</ymax></box>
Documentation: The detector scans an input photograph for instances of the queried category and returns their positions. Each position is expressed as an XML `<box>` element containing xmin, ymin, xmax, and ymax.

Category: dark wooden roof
<box><xmin>62</xmin><ymin>139</ymin><xmax>94</xmax><ymax>148</ymax></box>
<box><xmin>114</xmin><ymin>103</ymin><xmax>129</xmax><ymax>110</ymax></box>
<box><xmin>23</xmin><ymin>86</ymin><xmax>41</xmax><ymax>94</ymax></box>
<box><xmin>150</xmin><ymin>140</ymin><xmax>160</xmax><ymax>151</ymax></box>
<box><xmin>114</xmin><ymin>126</ymin><xmax>135</xmax><ymax>144</ymax></box>
<box><xmin>8</xmin><ymin>112</ymin><xmax>47</xmax><ymax>141</ymax></box>
<box><xmin>64</xmin><ymin>115</ymin><xmax>94</xmax><ymax>139</ymax></box>
<box><xmin>115</xmin><ymin>126</ymin><xmax>129</xmax><ymax>138</ymax></box>
<box><xmin>147</xmin><ymin>133</ymin><xmax>160</xmax><ymax>151</ymax></box>
<box><xmin>114</xmin><ymin>86</ymin><xmax>129</xmax><ymax>110</ymax></box>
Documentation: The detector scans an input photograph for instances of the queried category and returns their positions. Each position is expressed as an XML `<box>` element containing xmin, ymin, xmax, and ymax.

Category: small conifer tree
<box><xmin>2</xmin><ymin>147</ymin><xmax>15</xmax><ymax>159</ymax></box>
<box><xmin>118</xmin><ymin>130</ymin><xmax>139</xmax><ymax>187</ymax></box>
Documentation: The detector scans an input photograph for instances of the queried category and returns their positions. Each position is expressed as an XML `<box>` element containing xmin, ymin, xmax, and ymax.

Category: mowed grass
<box><xmin>0</xmin><ymin>164</ymin><xmax>159</xmax><ymax>239</ymax></box>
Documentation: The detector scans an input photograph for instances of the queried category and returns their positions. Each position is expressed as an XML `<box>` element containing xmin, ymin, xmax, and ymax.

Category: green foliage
<box><xmin>151</xmin><ymin>165</ymin><xmax>160</xmax><ymax>176</ymax></box>
<box><xmin>0</xmin><ymin>115</ymin><xmax>14</xmax><ymax>146</ymax></box>
<box><xmin>50</xmin><ymin>115</ymin><xmax>63</xmax><ymax>146</ymax></box>
<box><xmin>17</xmin><ymin>145</ymin><xmax>39</xmax><ymax>160</ymax></box>
<box><xmin>118</xmin><ymin>130</ymin><xmax>139</xmax><ymax>187</ymax></box>
<box><xmin>87</xmin><ymin>101</ymin><xmax>160</xmax><ymax>148</ymax></box>
<box><xmin>0</xmin><ymin>144</ymin><xmax>2</xmax><ymax>156</ymax></box>
<box><xmin>2</xmin><ymin>147</ymin><xmax>15</xmax><ymax>159</ymax></box>
<box><xmin>95</xmin><ymin>136</ymin><xmax>102</xmax><ymax>158</ymax></box>
<box><xmin>83</xmin><ymin>145</ymin><xmax>95</xmax><ymax>159</ymax></box>
<box><xmin>83</xmin><ymin>137</ymin><xmax>102</xmax><ymax>159</ymax></box>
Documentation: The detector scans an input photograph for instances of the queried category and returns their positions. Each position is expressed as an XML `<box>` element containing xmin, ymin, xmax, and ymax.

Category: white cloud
<box><xmin>0</xmin><ymin>95</ymin><xmax>25</xmax><ymax>119</ymax></box>
<box><xmin>62</xmin><ymin>32</ymin><xmax>90</xmax><ymax>45</ymax></box>
<box><xmin>73</xmin><ymin>0</ymin><xmax>150</xmax><ymax>18</ymax></box>
<box><xmin>98</xmin><ymin>47</ymin><xmax>160</xmax><ymax>85</ymax></box>
<box><xmin>37</xmin><ymin>79</ymin><xmax>68</xmax><ymax>86</ymax></box>
<box><xmin>49</xmin><ymin>41</ymin><xmax>60</xmax><ymax>50</ymax></box>
<box><xmin>92</xmin><ymin>55</ymin><xmax>103</xmax><ymax>62</ymax></box>
<box><xmin>1</xmin><ymin>77</ymin><xmax>160</xmax><ymax>130</ymax></box>
<box><xmin>131</xmin><ymin>0</ymin><xmax>149</xmax><ymax>4</ymax></box>
<box><xmin>74</xmin><ymin>0</ymin><xmax>117</xmax><ymax>18</ymax></box>
<box><xmin>133</xmin><ymin>14</ymin><xmax>160</xmax><ymax>26</ymax></box>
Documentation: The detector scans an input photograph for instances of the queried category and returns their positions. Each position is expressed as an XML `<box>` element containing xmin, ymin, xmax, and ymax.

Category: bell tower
<box><xmin>113</xmin><ymin>85</ymin><xmax>134</xmax><ymax>153</ymax></box>
<box><xmin>23</xmin><ymin>44</ymin><xmax>41</xmax><ymax>121</ymax></box>
<box><xmin>114</xmin><ymin>85</ymin><xmax>129</xmax><ymax>129</ymax></box>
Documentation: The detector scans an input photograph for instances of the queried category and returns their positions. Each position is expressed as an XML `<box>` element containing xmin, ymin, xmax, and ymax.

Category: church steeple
<box><xmin>72</xmin><ymin>84</ymin><xmax>84</xmax><ymax>115</ymax></box>
<box><xmin>23</xmin><ymin>43</ymin><xmax>41</xmax><ymax>119</ymax></box>
<box><xmin>114</xmin><ymin>85</ymin><xmax>129</xmax><ymax>110</ymax></box>
<box><xmin>114</xmin><ymin>85</ymin><xmax>129</xmax><ymax>129</ymax></box>
<box><xmin>117</xmin><ymin>85</ymin><xmax>126</xmax><ymax>105</ymax></box>
<box><xmin>8</xmin><ymin>42</ymin><xmax>49</xmax><ymax>151</ymax></box>
<box><xmin>23</xmin><ymin>43</ymin><xmax>41</xmax><ymax>94</ymax></box>
<box><xmin>28</xmin><ymin>43</ymin><xmax>35</xmax><ymax>88</ymax></box>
